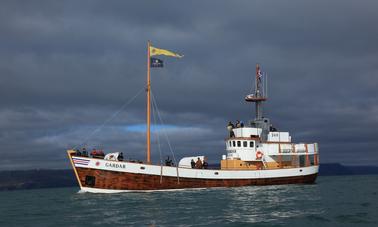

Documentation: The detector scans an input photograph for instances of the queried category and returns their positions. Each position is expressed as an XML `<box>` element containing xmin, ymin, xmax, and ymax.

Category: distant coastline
<box><xmin>0</xmin><ymin>163</ymin><xmax>377</xmax><ymax>191</ymax></box>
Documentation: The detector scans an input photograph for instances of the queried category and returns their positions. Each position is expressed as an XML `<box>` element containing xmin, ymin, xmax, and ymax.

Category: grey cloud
<box><xmin>0</xmin><ymin>0</ymin><xmax>377</xmax><ymax>170</ymax></box>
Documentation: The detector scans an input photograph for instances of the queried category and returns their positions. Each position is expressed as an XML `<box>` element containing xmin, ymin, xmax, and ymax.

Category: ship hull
<box><xmin>68</xmin><ymin>153</ymin><xmax>319</xmax><ymax>193</ymax></box>
<box><xmin>76</xmin><ymin>167</ymin><xmax>317</xmax><ymax>192</ymax></box>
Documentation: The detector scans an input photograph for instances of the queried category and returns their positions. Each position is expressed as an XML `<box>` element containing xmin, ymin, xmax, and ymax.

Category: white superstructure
<box><xmin>223</xmin><ymin>127</ymin><xmax>319</xmax><ymax>169</ymax></box>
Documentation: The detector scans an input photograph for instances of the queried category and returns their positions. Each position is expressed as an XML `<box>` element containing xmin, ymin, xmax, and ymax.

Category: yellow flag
<box><xmin>150</xmin><ymin>46</ymin><xmax>183</xmax><ymax>58</ymax></box>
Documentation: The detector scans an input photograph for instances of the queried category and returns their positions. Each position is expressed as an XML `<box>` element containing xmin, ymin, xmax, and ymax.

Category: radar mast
<box><xmin>245</xmin><ymin>64</ymin><xmax>270</xmax><ymax>141</ymax></box>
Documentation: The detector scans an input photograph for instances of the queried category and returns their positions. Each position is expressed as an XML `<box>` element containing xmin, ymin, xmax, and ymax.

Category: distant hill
<box><xmin>0</xmin><ymin>163</ymin><xmax>377</xmax><ymax>191</ymax></box>
<box><xmin>0</xmin><ymin>169</ymin><xmax>76</xmax><ymax>191</ymax></box>
<box><xmin>320</xmin><ymin>163</ymin><xmax>378</xmax><ymax>176</ymax></box>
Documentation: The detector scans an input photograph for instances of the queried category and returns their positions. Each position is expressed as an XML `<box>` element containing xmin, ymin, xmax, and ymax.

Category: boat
<box><xmin>67</xmin><ymin>42</ymin><xmax>319</xmax><ymax>193</ymax></box>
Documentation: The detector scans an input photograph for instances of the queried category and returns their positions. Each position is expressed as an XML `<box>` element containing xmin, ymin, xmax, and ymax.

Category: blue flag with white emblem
<box><xmin>150</xmin><ymin>57</ymin><xmax>163</xmax><ymax>67</ymax></box>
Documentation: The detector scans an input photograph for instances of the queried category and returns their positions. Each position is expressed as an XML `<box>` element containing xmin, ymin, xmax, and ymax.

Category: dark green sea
<box><xmin>0</xmin><ymin>175</ymin><xmax>377</xmax><ymax>226</ymax></box>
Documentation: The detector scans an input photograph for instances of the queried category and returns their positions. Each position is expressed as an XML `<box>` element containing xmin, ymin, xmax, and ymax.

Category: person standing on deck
<box><xmin>227</xmin><ymin>121</ymin><xmax>235</xmax><ymax>137</ymax></box>
<box><xmin>195</xmin><ymin>157</ymin><xmax>203</xmax><ymax>169</ymax></box>
<box><xmin>203</xmin><ymin>159</ymin><xmax>208</xmax><ymax>169</ymax></box>
<box><xmin>191</xmin><ymin>159</ymin><xmax>195</xmax><ymax>168</ymax></box>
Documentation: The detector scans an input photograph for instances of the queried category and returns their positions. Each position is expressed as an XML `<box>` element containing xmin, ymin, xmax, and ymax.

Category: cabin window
<box><xmin>243</xmin><ymin>141</ymin><xmax>247</xmax><ymax>147</ymax></box>
<box><xmin>85</xmin><ymin>176</ymin><xmax>96</xmax><ymax>187</ymax></box>
<box><xmin>229</xmin><ymin>141</ymin><xmax>231</xmax><ymax>147</ymax></box>
<box><xmin>233</xmin><ymin>141</ymin><xmax>236</xmax><ymax>147</ymax></box>
<box><xmin>309</xmin><ymin>155</ymin><xmax>315</xmax><ymax>166</ymax></box>
<box><xmin>299</xmin><ymin>155</ymin><xmax>306</xmax><ymax>167</ymax></box>
<box><xmin>250</xmin><ymin>141</ymin><xmax>254</xmax><ymax>148</ymax></box>
<box><xmin>237</xmin><ymin>141</ymin><xmax>241</xmax><ymax>147</ymax></box>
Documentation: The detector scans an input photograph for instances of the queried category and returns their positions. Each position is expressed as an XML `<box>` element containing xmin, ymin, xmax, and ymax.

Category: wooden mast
<box><xmin>147</xmin><ymin>41</ymin><xmax>151</xmax><ymax>163</ymax></box>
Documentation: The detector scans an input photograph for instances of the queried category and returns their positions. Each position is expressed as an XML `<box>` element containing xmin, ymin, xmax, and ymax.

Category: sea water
<box><xmin>0</xmin><ymin>175</ymin><xmax>377</xmax><ymax>226</ymax></box>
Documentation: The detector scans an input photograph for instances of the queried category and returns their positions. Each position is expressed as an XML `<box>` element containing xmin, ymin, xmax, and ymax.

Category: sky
<box><xmin>0</xmin><ymin>0</ymin><xmax>377</xmax><ymax>170</ymax></box>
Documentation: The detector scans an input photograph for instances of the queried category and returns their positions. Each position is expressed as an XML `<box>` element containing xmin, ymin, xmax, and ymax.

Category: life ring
<box><xmin>256</xmin><ymin>151</ymin><xmax>263</xmax><ymax>159</ymax></box>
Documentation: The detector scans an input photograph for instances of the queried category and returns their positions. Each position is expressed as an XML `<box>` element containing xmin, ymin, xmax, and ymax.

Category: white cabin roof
<box><xmin>233</xmin><ymin>127</ymin><xmax>262</xmax><ymax>138</ymax></box>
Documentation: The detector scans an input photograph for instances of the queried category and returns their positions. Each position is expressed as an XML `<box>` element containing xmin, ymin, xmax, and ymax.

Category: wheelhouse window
<box><xmin>229</xmin><ymin>141</ymin><xmax>231</xmax><ymax>147</ymax></box>
<box><xmin>233</xmin><ymin>141</ymin><xmax>236</xmax><ymax>147</ymax></box>
<box><xmin>250</xmin><ymin>141</ymin><xmax>254</xmax><ymax>148</ymax></box>
<box><xmin>237</xmin><ymin>141</ymin><xmax>241</xmax><ymax>147</ymax></box>
<box><xmin>243</xmin><ymin>141</ymin><xmax>247</xmax><ymax>147</ymax></box>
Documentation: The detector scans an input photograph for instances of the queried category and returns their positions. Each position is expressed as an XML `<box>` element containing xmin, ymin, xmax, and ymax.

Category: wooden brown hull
<box><xmin>76</xmin><ymin>167</ymin><xmax>318</xmax><ymax>191</ymax></box>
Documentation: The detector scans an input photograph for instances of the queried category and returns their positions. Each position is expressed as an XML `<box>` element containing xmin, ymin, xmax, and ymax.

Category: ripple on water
<box><xmin>1</xmin><ymin>175</ymin><xmax>378</xmax><ymax>226</ymax></box>
<box><xmin>335</xmin><ymin>213</ymin><xmax>373</xmax><ymax>224</ymax></box>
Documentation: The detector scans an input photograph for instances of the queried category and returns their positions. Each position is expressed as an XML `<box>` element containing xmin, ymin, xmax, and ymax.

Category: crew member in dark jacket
<box><xmin>118</xmin><ymin>152</ymin><xmax>124</xmax><ymax>161</ymax></box>
<box><xmin>191</xmin><ymin>159</ymin><xmax>195</xmax><ymax>168</ymax></box>
<box><xmin>203</xmin><ymin>160</ymin><xmax>209</xmax><ymax>169</ymax></box>
<box><xmin>82</xmin><ymin>148</ymin><xmax>88</xmax><ymax>157</ymax></box>
<box><xmin>165</xmin><ymin>156</ymin><xmax>173</xmax><ymax>166</ymax></box>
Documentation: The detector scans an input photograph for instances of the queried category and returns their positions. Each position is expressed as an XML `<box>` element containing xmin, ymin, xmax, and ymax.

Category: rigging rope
<box><xmin>74</xmin><ymin>87</ymin><xmax>145</xmax><ymax>149</ymax></box>
<box><xmin>151</xmin><ymin>97</ymin><xmax>163</xmax><ymax>164</ymax></box>
<box><xmin>151</xmin><ymin>91</ymin><xmax>180</xmax><ymax>183</ymax></box>
<box><xmin>151</xmin><ymin>92</ymin><xmax>177</xmax><ymax>164</ymax></box>
<box><xmin>151</xmin><ymin>95</ymin><xmax>164</xmax><ymax>183</ymax></box>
